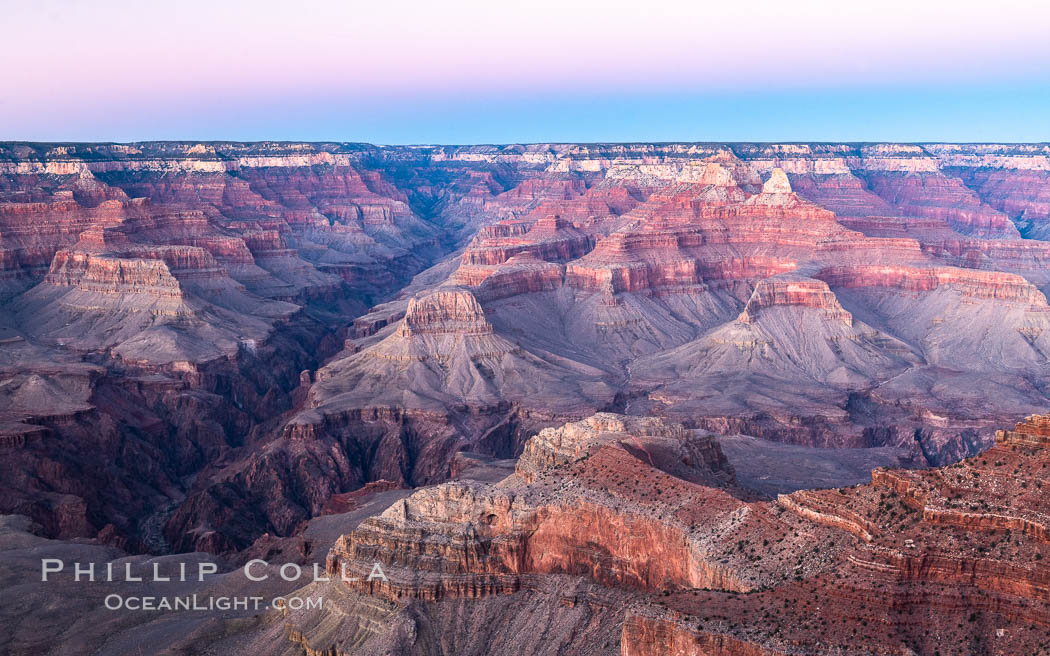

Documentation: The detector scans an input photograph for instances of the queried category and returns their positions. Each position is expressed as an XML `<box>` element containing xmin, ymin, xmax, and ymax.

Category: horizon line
<box><xmin>4</xmin><ymin>140</ymin><xmax>1050</xmax><ymax>148</ymax></box>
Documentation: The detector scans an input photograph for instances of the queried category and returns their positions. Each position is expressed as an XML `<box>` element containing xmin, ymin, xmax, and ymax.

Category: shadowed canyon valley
<box><xmin>3</xmin><ymin>141</ymin><xmax>1050</xmax><ymax>655</ymax></box>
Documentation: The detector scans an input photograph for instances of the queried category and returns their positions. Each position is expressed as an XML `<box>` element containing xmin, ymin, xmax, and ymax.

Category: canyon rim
<box><xmin>5</xmin><ymin>0</ymin><xmax>1050</xmax><ymax>654</ymax></box>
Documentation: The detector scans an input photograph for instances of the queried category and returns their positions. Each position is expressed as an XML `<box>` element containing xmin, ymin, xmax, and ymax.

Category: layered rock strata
<box><xmin>290</xmin><ymin>413</ymin><xmax>1050</xmax><ymax>656</ymax></box>
<box><xmin>8</xmin><ymin>141</ymin><xmax>1050</xmax><ymax>556</ymax></box>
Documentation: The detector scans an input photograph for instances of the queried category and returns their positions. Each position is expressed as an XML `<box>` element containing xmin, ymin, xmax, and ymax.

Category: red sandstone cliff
<box><xmin>282</xmin><ymin>413</ymin><xmax>1050</xmax><ymax>656</ymax></box>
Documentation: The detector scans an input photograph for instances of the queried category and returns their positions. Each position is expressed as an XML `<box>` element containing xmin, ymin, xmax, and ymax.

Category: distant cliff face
<box><xmin>4</xmin><ymin>141</ymin><xmax>1050</xmax><ymax>557</ymax></box>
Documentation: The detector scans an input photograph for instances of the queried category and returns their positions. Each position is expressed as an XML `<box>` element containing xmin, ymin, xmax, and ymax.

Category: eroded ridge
<box><xmin>290</xmin><ymin>413</ymin><xmax>1050</xmax><ymax>656</ymax></box>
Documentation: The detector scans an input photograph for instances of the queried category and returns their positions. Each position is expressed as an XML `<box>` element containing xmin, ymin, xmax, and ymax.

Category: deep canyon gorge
<box><xmin>3</xmin><ymin>141</ymin><xmax>1050</xmax><ymax>655</ymax></box>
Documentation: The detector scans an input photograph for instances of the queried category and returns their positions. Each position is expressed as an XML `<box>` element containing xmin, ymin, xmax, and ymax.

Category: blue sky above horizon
<box><xmin>4</xmin><ymin>0</ymin><xmax>1049</xmax><ymax>144</ymax></box>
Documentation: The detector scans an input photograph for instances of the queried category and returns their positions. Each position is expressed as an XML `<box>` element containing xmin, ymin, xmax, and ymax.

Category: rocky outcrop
<box><xmin>997</xmin><ymin>413</ymin><xmax>1050</xmax><ymax>448</ymax></box>
<box><xmin>468</xmin><ymin>253</ymin><xmax>565</xmax><ymax>301</ymax></box>
<box><xmin>325</xmin><ymin>414</ymin><xmax>825</xmax><ymax>604</ymax></box>
<box><xmin>460</xmin><ymin>215</ymin><xmax>591</xmax><ymax>266</ymax></box>
<box><xmin>294</xmin><ymin>413</ymin><xmax>1047</xmax><ymax>655</ymax></box>
<box><xmin>397</xmin><ymin>288</ymin><xmax>494</xmax><ymax>336</ymax></box>
<box><xmin>738</xmin><ymin>276</ymin><xmax>853</xmax><ymax>324</ymax></box>
<box><xmin>46</xmin><ymin>250</ymin><xmax>186</xmax><ymax>302</ymax></box>
<box><xmin>452</xmin><ymin>215</ymin><xmax>593</xmax><ymax>288</ymax></box>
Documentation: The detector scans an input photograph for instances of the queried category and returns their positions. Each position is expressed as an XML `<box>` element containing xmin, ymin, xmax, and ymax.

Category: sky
<box><xmin>3</xmin><ymin>0</ymin><xmax>1049</xmax><ymax>144</ymax></box>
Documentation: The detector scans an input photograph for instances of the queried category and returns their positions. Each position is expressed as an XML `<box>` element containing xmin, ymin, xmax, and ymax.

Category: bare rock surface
<box><xmin>263</xmin><ymin>413</ymin><xmax>1050</xmax><ymax>656</ymax></box>
<box><xmin>5</xmin><ymin>140</ymin><xmax>1050</xmax><ymax>567</ymax></box>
